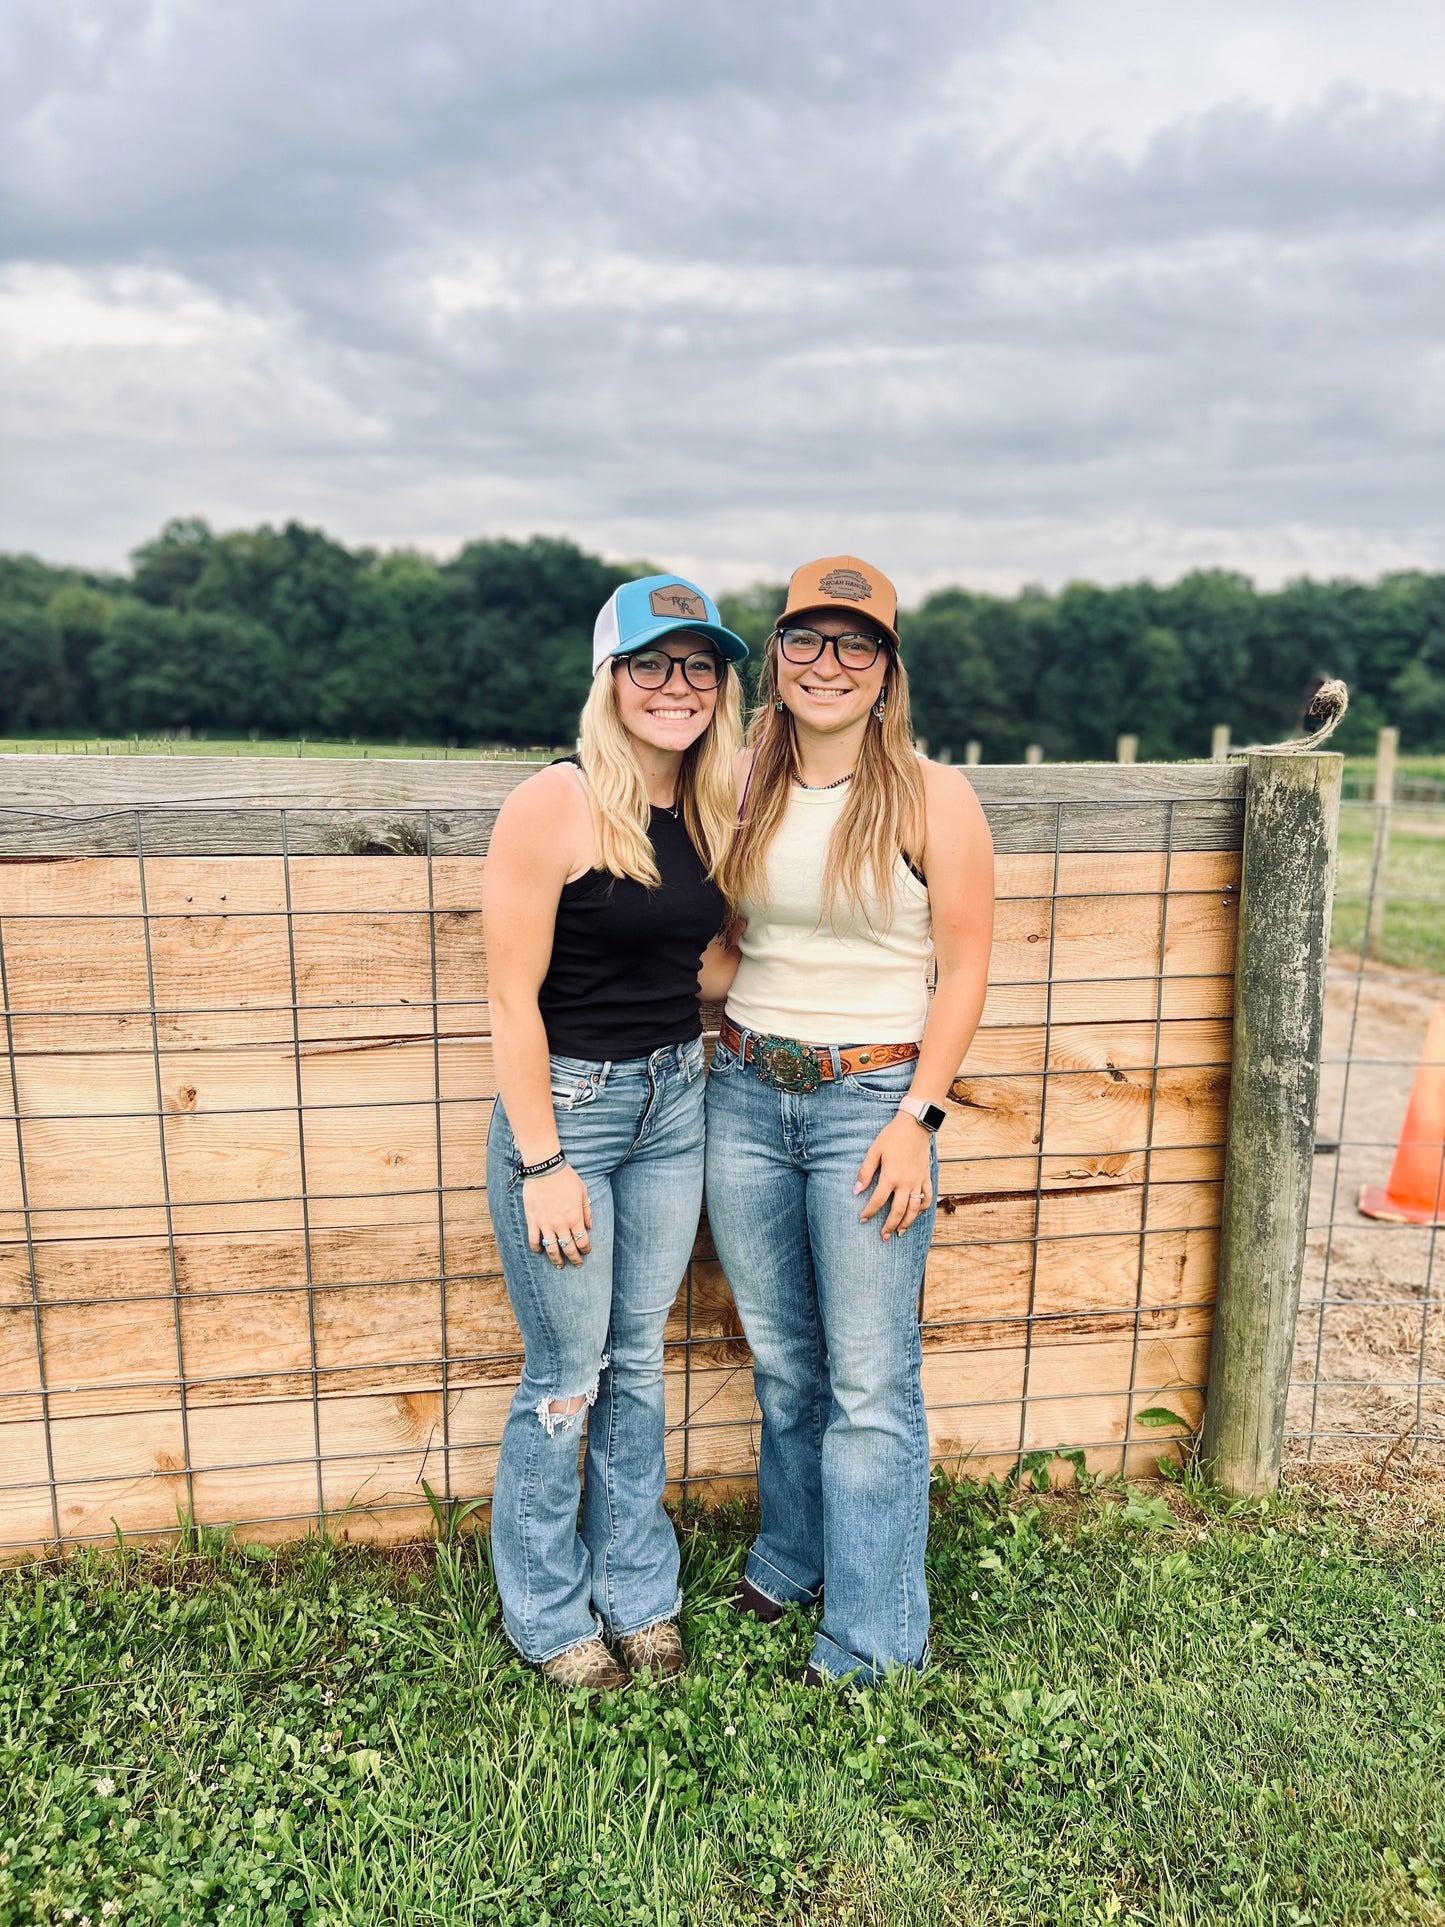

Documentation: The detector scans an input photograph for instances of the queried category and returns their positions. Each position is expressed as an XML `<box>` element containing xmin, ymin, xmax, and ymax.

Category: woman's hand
<box><xmin>524</xmin><ymin>1164</ymin><xmax>593</xmax><ymax>1268</ymax></box>
<box><xmin>854</xmin><ymin>1115</ymin><xmax>933</xmax><ymax>1242</ymax></box>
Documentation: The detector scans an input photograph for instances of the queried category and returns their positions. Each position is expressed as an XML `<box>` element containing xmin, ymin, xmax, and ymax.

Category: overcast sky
<box><xmin>2</xmin><ymin>0</ymin><xmax>1443</xmax><ymax>599</ymax></box>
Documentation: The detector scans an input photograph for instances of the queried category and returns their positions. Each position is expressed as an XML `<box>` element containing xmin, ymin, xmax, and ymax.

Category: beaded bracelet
<box><xmin>519</xmin><ymin>1150</ymin><xmax>567</xmax><ymax>1180</ymax></box>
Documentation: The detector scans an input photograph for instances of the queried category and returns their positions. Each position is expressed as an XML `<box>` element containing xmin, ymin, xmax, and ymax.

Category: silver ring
<box><xmin>539</xmin><ymin>1236</ymin><xmax>551</xmax><ymax>1249</ymax></box>
<box><xmin>557</xmin><ymin>1235</ymin><xmax>574</xmax><ymax>1247</ymax></box>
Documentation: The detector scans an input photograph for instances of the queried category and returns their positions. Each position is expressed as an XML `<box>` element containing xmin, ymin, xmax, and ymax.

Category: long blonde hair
<box><xmin>720</xmin><ymin>636</ymin><xmax>924</xmax><ymax>923</ymax></box>
<box><xmin>577</xmin><ymin>659</ymin><xmax>743</xmax><ymax>890</ymax></box>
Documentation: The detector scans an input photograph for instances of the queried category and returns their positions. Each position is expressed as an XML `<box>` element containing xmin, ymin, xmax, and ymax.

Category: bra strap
<box><xmin>737</xmin><ymin>751</ymin><xmax>757</xmax><ymax>823</ymax></box>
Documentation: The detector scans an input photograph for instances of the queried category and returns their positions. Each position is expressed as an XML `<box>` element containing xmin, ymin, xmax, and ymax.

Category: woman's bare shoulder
<box><xmin>497</xmin><ymin>760</ymin><xmax>585</xmax><ymax>818</ymax></box>
<box><xmin>492</xmin><ymin>763</ymin><xmax>591</xmax><ymax>861</ymax></box>
<box><xmin>919</xmin><ymin>757</ymin><xmax>992</xmax><ymax>852</ymax></box>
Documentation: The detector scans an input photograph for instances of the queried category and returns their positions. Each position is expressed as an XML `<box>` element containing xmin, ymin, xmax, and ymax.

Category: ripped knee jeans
<box><xmin>485</xmin><ymin>1040</ymin><xmax>706</xmax><ymax>1664</ymax></box>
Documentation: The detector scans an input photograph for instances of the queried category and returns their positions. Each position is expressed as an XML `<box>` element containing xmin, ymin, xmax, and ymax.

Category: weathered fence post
<box><xmin>1116</xmin><ymin>733</ymin><xmax>1138</xmax><ymax>764</ymax></box>
<box><xmin>1211</xmin><ymin>723</ymin><xmax>1231</xmax><ymax>763</ymax></box>
<box><xmin>1024</xmin><ymin>743</ymin><xmax>1043</xmax><ymax>765</ymax></box>
<box><xmin>1201</xmin><ymin>751</ymin><xmax>1343</xmax><ymax>1495</ymax></box>
<box><xmin>964</xmin><ymin>740</ymin><xmax>981</xmax><ymax>766</ymax></box>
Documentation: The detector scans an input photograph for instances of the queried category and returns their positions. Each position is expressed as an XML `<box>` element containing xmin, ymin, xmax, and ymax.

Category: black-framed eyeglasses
<box><xmin>623</xmin><ymin>647</ymin><xmax>724</xmax><ymax>691</ymax></box>
<box><xmin>775</xmin><ymin>626</ymin><xmax>889</xmax><ymax>671</ymax></box>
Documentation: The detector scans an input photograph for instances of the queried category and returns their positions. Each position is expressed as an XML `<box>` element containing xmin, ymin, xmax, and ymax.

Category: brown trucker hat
<box><xmin>777</xmin><ymin>554</ymin><xmax>900</xmax><ymax>649</ymax></box>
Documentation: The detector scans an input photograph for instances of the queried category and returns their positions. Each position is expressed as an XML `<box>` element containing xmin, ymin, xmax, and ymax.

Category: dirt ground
<box><xmin>1293</xmin><ymin>955</ymin><xmax>1445</xmax><ymax>1466</ymax></box>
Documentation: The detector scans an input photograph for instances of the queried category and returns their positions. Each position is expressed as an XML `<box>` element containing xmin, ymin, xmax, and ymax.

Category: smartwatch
<box><xmin>899</xmin><ymin>1094</ymin><xmax>947</xmax><ymax>1134</ymax></box>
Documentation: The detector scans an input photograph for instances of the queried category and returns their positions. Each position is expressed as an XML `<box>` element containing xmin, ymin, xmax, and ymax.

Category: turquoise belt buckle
<box><xmin>753</xmin><ymin>1034</ymin><xmax>824</xmax><ymax>1094</ymax></box>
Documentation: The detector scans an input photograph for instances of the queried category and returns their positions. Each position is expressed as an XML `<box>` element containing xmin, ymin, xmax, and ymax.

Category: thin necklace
<box><xmin>793</xmin><ymin>770</ymin><xmax>854</xmax><ymax>792</ymax></box>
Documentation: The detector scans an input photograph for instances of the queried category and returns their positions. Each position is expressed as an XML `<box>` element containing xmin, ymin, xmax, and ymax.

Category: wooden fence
<box><xmin>0</xmin><ymin>754</ymin><xmax>1339</xmax><ymax>1555</ymax></box>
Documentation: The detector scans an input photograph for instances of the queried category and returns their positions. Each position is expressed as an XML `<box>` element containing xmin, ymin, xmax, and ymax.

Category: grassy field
<box><xmin>1332</xmin><ymin>799</ymin><xmax>1445</xmax><ymax>976</ymax></box>
<box><xmin>3</xmin><ymin>1470</ymin><xmax>1444</xmax><ymax>1926</ymax></box>
<box><xmin>1343</xmin><ymin>756</ymin><xmax>1445</xmax><ymax>800</ymax></box>
<box><xmin>0</xmin><ymin>737</ymin><xmax>563</xmax><ymax>761</ymax></box>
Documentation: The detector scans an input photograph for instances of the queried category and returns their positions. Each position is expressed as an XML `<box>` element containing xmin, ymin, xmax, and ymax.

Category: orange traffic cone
<box><xmin>1359</xmin><ymin>1004</ymin><xmax>1445</xmax><ymax>1225</ymax></box>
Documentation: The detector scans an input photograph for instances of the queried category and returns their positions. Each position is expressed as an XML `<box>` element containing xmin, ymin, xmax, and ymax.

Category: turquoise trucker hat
<box><xmin>592</xmin><ymin>574</ymin><xmax>749</xmax><ymax>673</ymax></box>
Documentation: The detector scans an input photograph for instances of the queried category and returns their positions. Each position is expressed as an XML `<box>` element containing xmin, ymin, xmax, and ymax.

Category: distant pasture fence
<box><xmin>1293</xmin><ymin>727</ymin><xmax>1445</xmax><ymax>1464</ymax></box>
<box><xmin>0</xmin><ymin>753</ymin><xmax>1340</xmax><ymax>1557</ymax></box>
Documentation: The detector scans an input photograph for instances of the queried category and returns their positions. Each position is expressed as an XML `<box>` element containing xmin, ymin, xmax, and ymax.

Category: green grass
<box><xmin>1332</xmin><ymin>800</ymin><xmax>1445</xmax><ymax>974</ymax></box>
<box><xmin>1345</xmin><ymin>756</ymin><xmax>1445</xmax><ymax>798</ymax></box>
<box><xmin>0</xmin><ymin>737</ymin><xmax>563</xmax><ymax>761</ymax></box>
<box><xmin>3</xmin><ymin>1472</ymin><xmax>1444</xmax><ymax>1925</ymax></box>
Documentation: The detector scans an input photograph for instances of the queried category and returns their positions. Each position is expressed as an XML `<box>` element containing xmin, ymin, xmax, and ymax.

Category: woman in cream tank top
<box><xmin>728</xmin><ymin>780</ymin><xmax>933</xmax><ymax>1045</ymax></box>
<box><xmin>706</xmin><ymin>555</ymin><xmax>995</xmax><ymax>1690</ymax></box>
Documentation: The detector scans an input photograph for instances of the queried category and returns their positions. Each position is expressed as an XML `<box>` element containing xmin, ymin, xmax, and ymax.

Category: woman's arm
<box><xmin>698</xmin><ymin>931</ymin><xmax>742</xmax><ymax>1004</ymax></box>
<box><xmin>907</xmin><ymin>761</ymin><xmax>995</xmax><ymax>1106</ymax></box>
<box><xmin>694</xmin><ymin>751</ymin><xmax>753</xmax><ymax>1007</ymax></box>
<box><xmin>856</xmin><ymin>763</ymin><xmax>996</xmax><ymax>1239</ymax></box>
<box><xmin>481</xmin><ymin>767</ymin><xmax>595</xmax><ymax>1268</ymax></box>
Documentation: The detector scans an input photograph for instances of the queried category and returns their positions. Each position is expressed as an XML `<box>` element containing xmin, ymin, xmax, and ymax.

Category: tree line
<box><xmin>2</xmin><ymin>516</ymin><xmax>1443</xmax><ymax>757</ymax></box>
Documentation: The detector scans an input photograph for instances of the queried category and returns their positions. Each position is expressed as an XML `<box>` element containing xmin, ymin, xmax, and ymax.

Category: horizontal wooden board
<box><xmin>0</xmin><ymin>854</ymin><xmax>484</xmax><ymax>918</ymax></box>
<box><xmin>0</xmin><ymin>756</ymin><xmax>1244</xmax><ymax>810</ymax></box>
<box><xmin>0</xmin><ymin>1177</ymin><xmax>1217</xmax><ymax>1312</ymax></box>
<box><xmin>0</xmin><ymin>798</ymin><xmax>1244</xmax><ymax>859</ymax></box>
<box><xmin>921</xmin><ymin>1332</ymin><xmax>1209</xmax><ymax>1421</ymax></box>
<box><xmin>2</xmin><ymin>1184</ymin><xmax>1223</xmax><ymax>1423</ymax></box>
<box><xmin>0</xmin><ymin>1219</ymin><xmax>490</xmax><ymax>1305</ymax></box>
<box><xmin>0</xmin><ymin>848</ymin><xmax>1235</xmax><ymax>918</ymax></box>
<box><xmin>0</xmin><ymin>759</ymin><xmax>1245</xmax><ymax>860</ymax></box>
<box><xmin>0</xmin><ymin>1018</ymin><xmax>1230</xmax><ymax>1132</ymax></box>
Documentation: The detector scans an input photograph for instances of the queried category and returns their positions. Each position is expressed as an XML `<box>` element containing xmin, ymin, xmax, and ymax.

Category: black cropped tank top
<box><xmin>536</xmin><ymin>762</ymin><xmax>725</xmax><ymax>1061</ymax></box>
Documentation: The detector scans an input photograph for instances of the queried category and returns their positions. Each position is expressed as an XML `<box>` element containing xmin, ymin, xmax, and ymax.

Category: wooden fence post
<box><xmin>964</xmin><ymin>741</ymin><xmax>981</xmax><ymax>765</ymax></box>
<box><xmin>1116</xmin><ymin>733</ymin><xmax>1138</xmax><ymax>764</ymax></box>
<box><xmin>1201</xmin><ymin>750</ymin><xmax>1343</xmax><ymax>1495</ymax></box>
<box><xmin>1367</xmin><ymin>724</ymin><xmax>1398</xmax><ymax>955</ymax></box>
<box><xmin>1024</xmin><ymin>744</ymin><xmax>1043</xmax><ymax>765</ymax></box>
<box><xmin>1211</xmin><ymin>723</ymin><xmax>1231</xmax><ymax>763</ymax></box>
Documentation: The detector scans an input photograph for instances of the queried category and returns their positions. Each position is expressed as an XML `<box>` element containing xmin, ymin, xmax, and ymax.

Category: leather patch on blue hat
<box><xmin>818</xmin><ymin>567</ymin><xmax>872</xmax><ymax>602</ymax></box>
<box><xmin>650</xmin><ymin>586</ymin><xmax>707</xmax><ymax>620</ymax></box>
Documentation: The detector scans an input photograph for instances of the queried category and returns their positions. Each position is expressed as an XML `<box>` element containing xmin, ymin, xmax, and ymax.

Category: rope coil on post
<box><xmin>1232</xmin><ymin>679</ymin><xmax>1349</xmax><ymax>756</ymax></box>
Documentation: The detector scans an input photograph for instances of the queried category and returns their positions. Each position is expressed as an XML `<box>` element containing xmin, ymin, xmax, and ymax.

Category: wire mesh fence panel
<box><xmin>1292</xmin><ymin>791</ymin><xmax>1445</xmax><ymax>1466</ymax></box>
<box><xmin>0</xmin><ymin>762</ymin><xmax>1246</xmax><ymax>1556</ymax></box>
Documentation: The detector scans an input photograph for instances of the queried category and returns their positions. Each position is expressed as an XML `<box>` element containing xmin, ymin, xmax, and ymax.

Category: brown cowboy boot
<box><xmin>539</xmin><ymin>1637</ymin><xmax>628</xmax><ymax>1692</ymax></box>
<box><xmin>617</xmin><ymin>1618</ymin><xmax>685</xmax><ymax>1680</ymax></box>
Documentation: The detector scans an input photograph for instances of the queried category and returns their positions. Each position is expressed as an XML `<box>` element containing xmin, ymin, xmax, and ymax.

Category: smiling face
<box><xmin>611</xmin><ymin>634</ymin><xmax>721</xmax><ymax>756</ymax></box>
<box><xmin>773</xmin><ymin>607</ymin><xmax>892</xmax><ymax>737</ymax></box>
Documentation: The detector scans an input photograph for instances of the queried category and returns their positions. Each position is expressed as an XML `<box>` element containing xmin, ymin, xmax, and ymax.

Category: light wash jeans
<box><xmin>704</xmin><ymin>1030</ymin><xmax>936</xmax><ymax>1685</ymax></box>
<box><xmin>487</xmin><ymin>1037</ymin><xmax>705</xmax><ymax>1663</ymax></box>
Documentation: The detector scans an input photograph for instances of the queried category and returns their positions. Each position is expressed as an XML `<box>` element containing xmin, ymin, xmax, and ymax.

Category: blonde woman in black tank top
<box><xmin>482</xmin><ymin>575</ymin><xmax>746</xmax><ymax>1691</ymax></box>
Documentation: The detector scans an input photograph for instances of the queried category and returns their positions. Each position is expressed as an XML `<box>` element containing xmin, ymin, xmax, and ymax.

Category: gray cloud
<box><xmin>1</xmin><ymin>0</ymin><xmax>1442</xmax><ymax>595</ymax></box>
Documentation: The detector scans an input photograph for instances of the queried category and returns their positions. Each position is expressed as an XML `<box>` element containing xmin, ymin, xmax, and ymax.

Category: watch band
<box><xmin>899</xmin><ymin>1094</ymin><xmax>946</xmax><ymax>1133</ymax></box>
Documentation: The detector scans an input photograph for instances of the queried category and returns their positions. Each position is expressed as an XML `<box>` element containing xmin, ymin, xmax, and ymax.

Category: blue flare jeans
<box><xmin>704</xmin><ymin>1030</ymin><xmax>935</xmax><ymax>1684</ymax></box>
<box><xmin>486</xmin><ymin>1037</ymin><xmax>705</xmax><ymax>1663</ymax></box>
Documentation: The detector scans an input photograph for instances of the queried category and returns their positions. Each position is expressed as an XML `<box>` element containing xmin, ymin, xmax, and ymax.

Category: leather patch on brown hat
<box><xmin>650</xmin><ymin>586</ymin><xmax>707</xmax><ymax>621</ymax></box>
<box><xmin>817</xmin><ymin>567</ymin><xmax>873</xmax><ymax>602</ymax></box>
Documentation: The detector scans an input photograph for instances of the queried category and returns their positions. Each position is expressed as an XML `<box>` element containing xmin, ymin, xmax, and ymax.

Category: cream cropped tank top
<box><xmin>727</xmin><ymin>781</ymin><xmax>933</xmax><ymax>1045</ymax></box>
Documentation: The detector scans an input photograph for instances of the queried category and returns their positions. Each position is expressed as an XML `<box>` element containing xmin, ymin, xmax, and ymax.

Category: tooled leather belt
<box><xmin>718</xmin><ymin>1015</ymin><xmax>919</xmax><ymax>1090</ymax></box>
